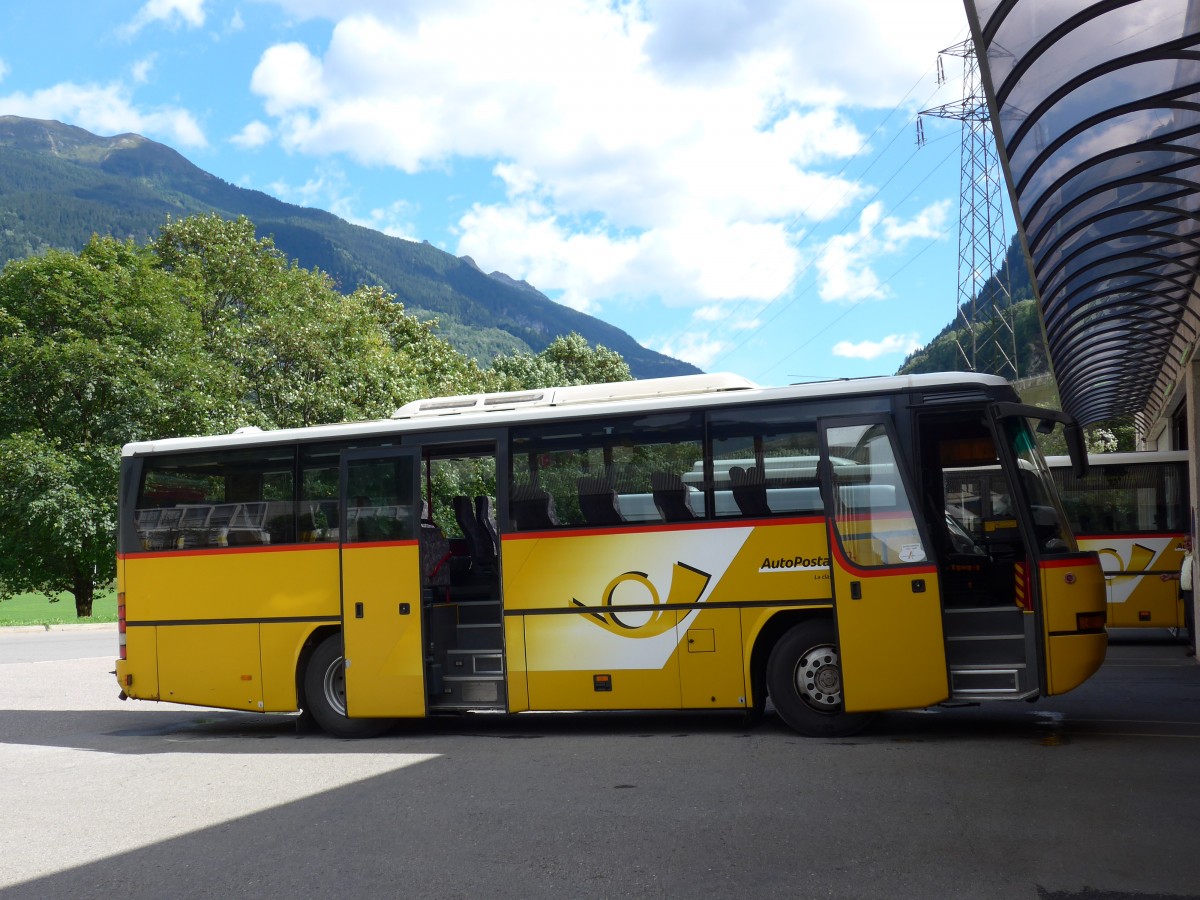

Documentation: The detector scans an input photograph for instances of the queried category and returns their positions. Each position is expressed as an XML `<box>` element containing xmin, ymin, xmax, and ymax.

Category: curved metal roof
<box><xmin>965</xmin><ymin>0</ymin><xmax>1200</xmax><ymax>426</ymax></box>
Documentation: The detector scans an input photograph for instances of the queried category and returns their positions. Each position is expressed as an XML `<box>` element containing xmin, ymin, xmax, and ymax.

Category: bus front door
<box><xmin>821</xmin><ymin>420</ymin><xmax>949</xmax><ymax>713</ymax></box>
<box><xmin>339</xmin><ymin>448</ymin><xmax>427</xmax><ymax>718</ymax></box>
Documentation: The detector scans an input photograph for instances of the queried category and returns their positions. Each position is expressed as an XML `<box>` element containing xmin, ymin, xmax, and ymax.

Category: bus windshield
<box><xmin>1004</xmin><ymin>417</ymin><xmax>1076</xmax><ymax>554</ymax></box>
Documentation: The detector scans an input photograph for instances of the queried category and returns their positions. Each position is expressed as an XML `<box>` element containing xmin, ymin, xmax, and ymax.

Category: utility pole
<box><xmin>918</xmin><ymin>38</ymin><xmax>1018</xmax><ymax>380</ymax></box>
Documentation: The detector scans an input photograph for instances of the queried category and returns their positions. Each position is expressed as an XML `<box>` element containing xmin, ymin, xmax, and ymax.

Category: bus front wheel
<box><xmin>766</xmin><ymin>621</ymin><xmax>873</xmax><ymax>737</ymax></box>
<box><xmin>303</xmin><ymin>635</ymin><xmax>392</xmax><ymax>738</ymax></box>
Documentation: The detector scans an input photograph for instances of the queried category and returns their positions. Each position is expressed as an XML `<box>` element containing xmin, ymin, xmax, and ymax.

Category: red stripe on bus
<box><xmin>1038</xmin><ymin>555</ymin><xmax>1100</xmax><ymax>570</ymax></box>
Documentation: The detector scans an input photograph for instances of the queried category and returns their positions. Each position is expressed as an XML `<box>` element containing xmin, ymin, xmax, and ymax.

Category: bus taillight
<box><xmin>1076</xmin><ymin>611</ymin><xmax>1106</xmax><ymax>632</ymax></box>
<box><xmin>117</xmin><ymin>592</ymin><xmax>127</xmax><ymax>660</ymax></box>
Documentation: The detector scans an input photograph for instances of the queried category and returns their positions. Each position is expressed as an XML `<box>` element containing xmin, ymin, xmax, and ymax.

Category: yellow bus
<box><xmin>1046</xmin><ymin>451</ymin><xmax>1189</xmax><ymax>629</ymax></box>
<box><xmin>115</xmin><ymin>372</ymin><xmax>1107</xmax><ymax>737</ymax></box>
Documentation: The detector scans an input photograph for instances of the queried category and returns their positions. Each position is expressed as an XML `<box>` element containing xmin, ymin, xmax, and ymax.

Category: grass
<box><xmin>0</xmin><ymin>589</ymin><xmax>118</xmax><ymax>627</ymax></box>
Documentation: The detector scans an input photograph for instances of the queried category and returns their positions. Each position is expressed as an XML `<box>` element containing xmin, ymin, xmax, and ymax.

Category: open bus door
<box><xmin>339</xmin><ymin>447</ymin><xmax>427</xmax><ymax>717</ymax></box>
<box><xmin>820</xmin><ymin>419</ymin><xmax>949</xmax><ymax>713</ymax></box>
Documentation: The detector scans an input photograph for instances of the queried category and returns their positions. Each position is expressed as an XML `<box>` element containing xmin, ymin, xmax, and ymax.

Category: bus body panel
<box><xmin>679</xmin><ymin>607</ymin><xmax>746</xmax><ymax>708</ymax></box>
<box><xmin>1045</xmin><ymin>632</ymin><xmax>1108</xmax><ymax>695</ymax></box>
<box><xmin>1039</xmin><ymin>553</ymin><xmax>1108</xmax><ymax>695</ymax></box>
<box><xmin>504</xmin><ymin>616</ymin><xmax>529</xmax><ymax>711</ymax></box>
<box><xmin>120</xmin><ymin>545</ymin><xmax>341</xmax><ymax>707</ymax></box>
<box><xmin>157</xmin><ymin>622</ymin><xmax>262</xmax><ymax>710</ymax></box>
<box><xmin>123</xmin><ymin>544</ymin><xmax>341</xmax><ymax>621</ymax></box>
<box><xmin>1039</xmin><ymin>554</ymin><xmax>1109</xmax><ymax>634</ymax></box>
<box><xmin>117</xmin><ymin>626</ymin><xmax>158</xmax><ymax>700</ymax></box>
<box><xmin>340</xmin><ymin>541</ymin><xmax>426</xmax><ymax>717</ymax></box>
<box><xmin>260</xmin><ymin>621</ymin><xmax>326</xmax><ymax>711</ymax></box>
<box><xmin>830</xmin><ymin>536</ymin><xmax>948</xmax><ymax>713</ymax></box>
<box><xmin>1077</xmin><ymin>534</ymin><xmax>1185</xmax><ymax>628</ymax></box>
<box><xmin>504</xmin><ymin>525</ymin><xmax>770</xmax><ymax>711</ymax></box>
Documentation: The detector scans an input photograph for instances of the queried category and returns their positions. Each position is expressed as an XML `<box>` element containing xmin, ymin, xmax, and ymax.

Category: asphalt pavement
<box><xmin>1</xmin><ymin>625</ymin><xmax>1198</xmax><ymax>899</ymax></box>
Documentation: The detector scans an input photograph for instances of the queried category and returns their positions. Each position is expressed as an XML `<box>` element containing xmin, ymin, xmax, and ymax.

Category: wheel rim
<box><xmin>793</xmin><ymin>643</ymin><xmax>843</xmax><ymax>711</ymax></box>
<box><xmin>321</xmin><ymin>654</ymin><xmax>348</xmax><ymax>717</ymax></box>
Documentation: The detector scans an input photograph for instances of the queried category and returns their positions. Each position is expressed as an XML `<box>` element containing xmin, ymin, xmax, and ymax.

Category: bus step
<box><xmin>945</xmin><ymin>635</ymin><xmax>1025</xmax><ymax>667</ymax></box>
<box><xmin>431</xmin><ymin>675</ymin><xmax>507</xmax><ymax>708</ymax></box>
<box><xmin>948</xmin><ymin>666</ymin><xmax>1024</xmax><ymax>695</ymax></box>
<box><xmin>942</xmin><ymin>606</ymin><xmax>1023</xmax><ymax>637</ymax></box>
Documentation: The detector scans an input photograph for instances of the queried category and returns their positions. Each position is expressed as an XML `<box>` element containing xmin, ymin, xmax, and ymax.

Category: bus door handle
<box><xmin>912</xmin><ymin>579</ymin><xmax>926</xmax><ymax>593</ymax></box>
<box><xmin>355</xmin><ymin>602</ymin><xmax>364</xmax><ymax>618</ymax></box>
<box><xmin>849</xmin><ymin>581</ymin><xmax>862</xmax><ymax>600</ymax></box>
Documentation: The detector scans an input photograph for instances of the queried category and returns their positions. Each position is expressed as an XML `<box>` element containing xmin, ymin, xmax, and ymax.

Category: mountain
<box><xmin>0</xmin><ymin>116</ymin><xmax>699</xmax><ymax>379</ymax></box>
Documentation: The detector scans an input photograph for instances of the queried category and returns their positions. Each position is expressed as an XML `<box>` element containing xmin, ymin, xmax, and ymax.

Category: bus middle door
<box><xmin>339</xmin><ymin>447</ymin><xmax>426</xmax><ymax>718</ymax></box>
<box><xmin>820</xmin><ymin>419</ymin><xmax>948</xmax><ymax>713</ymax></box>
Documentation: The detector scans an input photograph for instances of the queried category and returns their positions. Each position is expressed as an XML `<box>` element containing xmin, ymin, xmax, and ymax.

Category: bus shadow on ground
<box><xmin>5</xmin><ymin>696</ymin><xmax>1198</xmax><ymax>756</ymax></box>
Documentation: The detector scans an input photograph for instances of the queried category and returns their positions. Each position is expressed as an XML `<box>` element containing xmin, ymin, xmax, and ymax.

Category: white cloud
<box><xmin>230</xmin><ymin>120</ymin><xmax>272</xmax><ymax>148</ymax></box>
<box><xmin>0</xmin><ymin>81</ymin><xmax>206</xmax><ymax>147</ymax></box>
<box><xmin>654</xmin><ymin>332</ymin><xmax>729</xmax><ymax>371</ymax></box>
<box><xmin>816</xmin><ymin>200</ymin><xmax>951</xmax><ymax>304</ymax></box>
<box><xmin>692</xmin><ymin>305</ymin><xmax>760</xmax><ymax>331</ymax></box>
<box><xmin>229</xmin><ymin>10</ymin><xmax>245</xmax><ymax>31</ymax></box>
<box><xmin>0</xmin><ymin>58</ymin><xmax>9</xmax><ymax>84</ymax></box>
<box><xmin>131</xmin><ymin>56</ymin><xmax>156</xmax><ymax>85</ymax></box>
<box><xmin>832</xmin><ymin>333</ymin><xmax>923</xmax><ymax>360</ymax></box>
<box><xmin>364</xmin><ymin>199</ymin><xmax>420</xmax><ymax>241</ymax></box>
<box><xmin>245</xmin><ymin>0</ymin><xmax>965</xmax><ymax>329</ymax></box>
<box><xmin>124</xmin><ymin>0</ymin><xmax>207</xmax><ymax>36</ymax></box>
<box><xmin>456</xmin><ymin>199</ymin><xmax>801</xmax><ymax>314</ymax></box>
<box><xmin>266</xmin><ymin>165</ymin><xmax>418</xmax><ymax>238</ymax></box>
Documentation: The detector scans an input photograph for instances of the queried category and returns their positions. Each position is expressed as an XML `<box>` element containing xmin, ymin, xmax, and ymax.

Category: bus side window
<box><xmin>708</xmin><ymin>403</ymin><xmax>820</xmax><ymax>520</ymax></box>
<box><xmin>135</xmin><ymin>446</ymin><xmax>295</xmax><ymax>551</ymax></box>
<box><xmin>510</xmin><ymin>411</ymin><xmax>705</xmax><ymax>529</ymax></box>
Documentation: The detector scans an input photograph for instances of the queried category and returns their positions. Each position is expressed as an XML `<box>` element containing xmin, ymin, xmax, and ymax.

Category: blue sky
<box><xmin>0</xmin><ymin>0</ymin><xmax>1003</xmax><ymax>387</ymax></box>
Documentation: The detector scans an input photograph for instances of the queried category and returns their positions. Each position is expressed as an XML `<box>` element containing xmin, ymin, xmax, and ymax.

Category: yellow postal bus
<box><xmin>1046</xmin><ymin>451</ymin><xmax>1189</xmax><ymax>629</ymax></box>
<box><xmin>115</xmin><ymin>372</ymin><xmax>1107</xmax><ymax>737</ymax></box>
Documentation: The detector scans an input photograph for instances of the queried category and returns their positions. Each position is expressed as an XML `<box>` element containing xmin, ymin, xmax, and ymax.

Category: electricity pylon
<box><xmin>918</xmin><ymin>38</ymin><xmax>1018</xmax><ymax>380</ymax></box>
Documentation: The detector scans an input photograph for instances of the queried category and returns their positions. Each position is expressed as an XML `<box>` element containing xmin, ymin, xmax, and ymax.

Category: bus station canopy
<box><xmin>965</xmin><ymin>0</ymin><xmax>1200</xmax><ymax>428</ymax></box>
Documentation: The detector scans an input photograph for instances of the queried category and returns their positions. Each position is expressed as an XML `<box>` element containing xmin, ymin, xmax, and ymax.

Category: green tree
<box><xmin>0</xmin><ymin>238</ymin><xmax>227</xmax><ymax>615</ymax></box>
<box><xmin>153</xmin><ymin>214</ymin><xmax>486</xmax><ymax>427</ymax></box>
<box><xmin>487</xmin><ymin>332</ymin><xmax>631</xmax><ymax>390</ymax></box>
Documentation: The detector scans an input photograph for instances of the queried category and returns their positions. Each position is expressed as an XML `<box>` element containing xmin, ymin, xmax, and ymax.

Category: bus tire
<box><xmin>303</xmin><ymin>635</ymin><xmax>392</xmax><ymax>738</ymax></box>
<box><xmin>766</xmin><ymin>620</ymin><xmax>873</xmax><ymax>737</ymax></box>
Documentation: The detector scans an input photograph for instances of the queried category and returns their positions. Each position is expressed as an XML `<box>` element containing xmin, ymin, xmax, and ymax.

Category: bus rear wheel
<box><xmin>303</xmin><ymin>635</ymin><xmax>393</xmax><ymax>738</ymax></box>
<box><xmin>767</xmin><ymin>620</ymin><xmax>874</xmax><ymax>737</ymax></box>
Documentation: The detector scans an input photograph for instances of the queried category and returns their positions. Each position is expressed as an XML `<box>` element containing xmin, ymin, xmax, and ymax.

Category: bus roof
<box><xmin>121</xmin><ymin>371</ymin><xmax>1012</xmax><ymax>457</ymax></box>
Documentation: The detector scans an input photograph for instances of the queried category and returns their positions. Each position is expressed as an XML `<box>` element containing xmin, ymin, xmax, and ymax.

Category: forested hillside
<box><xmin>0</xmin><ymin>116</ymin><xmax>697</xmax><ymax>379</ymax></box>
<box><xmin>897</xmin><ymin>236</ymin><xmax>1049</xmax><ymax>379</ymax></box>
